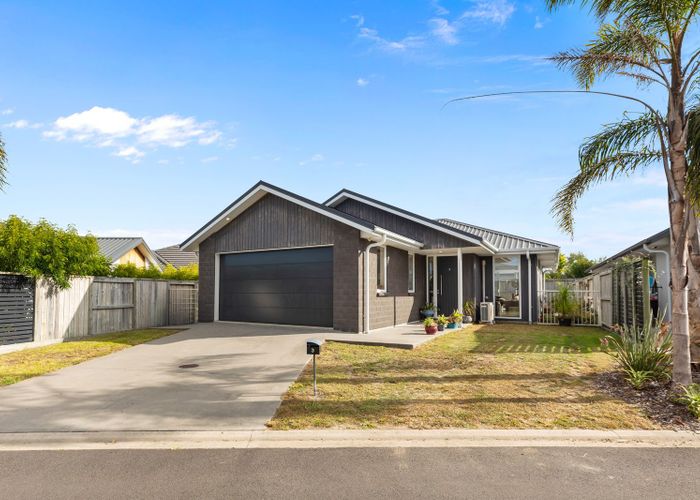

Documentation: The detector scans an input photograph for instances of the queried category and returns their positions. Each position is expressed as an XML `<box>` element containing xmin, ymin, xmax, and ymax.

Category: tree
<box><xmin>0</xmin><ymin>133</ymin><xmax>7</xmax><ymax>191</ymax></box>
<box><xmin>543</xmin><ymin>0</ymin><xmax>700</xmax><ymax>384</ymax></box>
<box><xmin>0</xmin><ymin>215</ymin><xmax>110</xmax><ymax>288</ymax></box>
<box><xmin>547</xmin><ymin>252</ymin><xmax>599</xmax><ymax>279</ymax></box>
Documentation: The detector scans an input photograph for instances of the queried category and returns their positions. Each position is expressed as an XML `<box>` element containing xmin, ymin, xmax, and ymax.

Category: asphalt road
<box><xmin>1</xmin><ymin>447</ymin><xmax>698</xmax><ymax>499</ymax></box>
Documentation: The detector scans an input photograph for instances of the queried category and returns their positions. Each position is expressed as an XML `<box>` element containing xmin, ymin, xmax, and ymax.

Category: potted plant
<box><xmin>436</xmin><ymin>314</ymin><xmax>448</xmax><ymax>331</ymax></box>
<box><xmin>463</xmin><ymin>300</ymin><xmax>475</xmax><ymax>324</ymax></box>
<box><xmin>553</xmin><ymin>285</ymin><xmax>579</xmax><ymax>326</ymax></box>
<box><xmin>448</xmin><ymin>310</ymin><xmax>463</xmax><ymax>329</ymax></box>
<box><xmin>419</xmin><ymin>302</ymin><xmax>436</xmax><ymax>319</ymax></box>
<box><xmin>423</xmin><ymin>317</ymin><xmax>438</xmax><ymax>335</ymax></box>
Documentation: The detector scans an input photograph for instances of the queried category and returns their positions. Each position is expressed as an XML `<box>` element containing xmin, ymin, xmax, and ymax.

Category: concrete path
<box><xmin>327</xmin><ymin>322</ymin><xmax>451</xmax><ymax>349</ymax></box>
<box><xmin>0</xmin><ymin>323</ymin><xmax>328</xmax><ymax>432</ymax></box>
<box><xmin>1</xmin><ymin>447</ymin><xmax>699</xmax><ymax>499</ymax></box>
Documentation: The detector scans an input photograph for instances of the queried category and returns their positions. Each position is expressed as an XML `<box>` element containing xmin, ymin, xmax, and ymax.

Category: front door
<box><xmin>437</xmin><ymin>256</ymin><xmax>459</xmax><ymax>316</ymax></box>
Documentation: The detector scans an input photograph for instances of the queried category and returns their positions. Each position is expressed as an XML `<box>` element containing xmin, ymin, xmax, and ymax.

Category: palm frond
<box><xmin>550</xmin><ymin>21</ymin><xmax>666</xmax><ymax>89</ymax></box>
<box><xmin>0</xmin><ymin>133</ymin><xmax>7</xmax><ymax>192</ymax></box>
<box><xmin>552</xmin><ymin>113</ymin><xmax>662</xmax><ymax>235</ymax></box>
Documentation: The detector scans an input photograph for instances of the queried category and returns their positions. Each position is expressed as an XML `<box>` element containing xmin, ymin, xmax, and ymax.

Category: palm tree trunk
<box><xmin>668</xmin><ymin>63</ymin><xmax>693</xmax><ymax>384</ymax></box>
<box><xmin>686</xmin><ymin>213</ymin><xmax>700</xmax><ymax>363</ymax></box>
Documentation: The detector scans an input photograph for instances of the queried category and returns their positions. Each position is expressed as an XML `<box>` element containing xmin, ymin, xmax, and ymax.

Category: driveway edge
<box><xmin>0</xmin><ymin>429</ymin><xmax>698</xmax><ymax>451</ymax></box>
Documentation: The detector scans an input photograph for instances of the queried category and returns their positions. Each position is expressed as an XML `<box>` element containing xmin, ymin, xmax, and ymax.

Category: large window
<box><xmin>377</xmin><ymin>247</ymin><xmax>387</xmax><ymax>293</ymax></box>
<box><xmin>408</xmin><ymin>253</ymin><xmax>415</xmax><ymax>293</ymax></box>
<box><xmin>494</xmin><ymin>256</ymin><xmax>520</xmax><ymax>318</ymax></box>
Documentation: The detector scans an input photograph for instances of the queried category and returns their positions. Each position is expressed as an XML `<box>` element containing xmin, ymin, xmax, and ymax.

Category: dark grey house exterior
<box><xmin>181</xmin><ymin>181</ymin><xmax>559</xmax><ymax>332</ymax></box>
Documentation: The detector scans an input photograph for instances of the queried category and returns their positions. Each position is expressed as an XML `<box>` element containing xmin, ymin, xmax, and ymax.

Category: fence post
<box><xmin>642</xmin><ymin>259</ymin><xmax>650</xmax><ymax>328</ymax></box>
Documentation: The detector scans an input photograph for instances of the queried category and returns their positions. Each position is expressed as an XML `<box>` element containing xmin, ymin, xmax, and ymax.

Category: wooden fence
<box><xmin>2</xmin><ymin>274</ymin><xmax>197</xmax><ymax>347</ymax></box>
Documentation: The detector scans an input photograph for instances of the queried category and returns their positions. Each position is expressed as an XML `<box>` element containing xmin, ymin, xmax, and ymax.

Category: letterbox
<box><xmin>306</xmin><ymin>339</ymin><xmax>321</xmax><ymax>355</ymax></box>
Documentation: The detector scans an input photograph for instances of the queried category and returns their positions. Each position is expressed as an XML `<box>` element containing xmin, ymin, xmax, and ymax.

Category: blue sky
<box><xmin>0</xmin><ymin>0</ymin><xmax>670</xmax><ymax>258</ymax></box>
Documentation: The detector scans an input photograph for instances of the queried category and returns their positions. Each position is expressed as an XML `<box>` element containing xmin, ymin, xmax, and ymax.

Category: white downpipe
<box><xmin>526</xmin><ymin>250</ymin><xmax>532</xmax><ymax>324</ymax></box>
<box><xmin>364</xmin><ymin>235</ymin><xmax>387</xmax><ymax>333</ymax></box>
<box><xmin>643</xmin><ymin>243</ymin><xmax>672</xmax><ymax>322</ymax></box>
<box><xmin>457</xmin><ymin>248</ymin><xmax>463</xmax><ymax>315</ymax></box>
<box><xmin>425</xmin><ymin>255</ymin><xmax>430</xmax><ymax>305</ymax></box>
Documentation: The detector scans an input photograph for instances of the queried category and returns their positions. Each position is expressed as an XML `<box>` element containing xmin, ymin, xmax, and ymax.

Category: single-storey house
<box><xmin>155</xmin><ymin>245</ymin><xmax>199</xmax><ymax>269</ymax></box>
<box><xmin>181</xmin><ymin>181</ymin><xmax>559</xmax><ymax>332</ymax></box>
<box><xmin>96</xmin><ymin>237</ymin><xmax>162</xmax><ymax>270</ymax></box>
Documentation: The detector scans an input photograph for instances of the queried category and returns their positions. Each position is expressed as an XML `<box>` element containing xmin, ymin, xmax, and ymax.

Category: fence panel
<box><xmin>169</xmin><ymin>283</ymin><xmax>198</xmax><ymax>325</ymax></box>
<box><xmin>538</xmin><ymin>289</ymin><xmax>601</xmax><ymax>326</ymax></box>
<box><xmin>34</xmin><ymin>277</ymin><xmax>92</xmax><ymax>341</ymax></box>
<box><xmin>89</xmin><ymin>278</ymin><xmax>135</xmax><ymax>335</ymax></box>
<box><xmin>0</xmin><ymin>274</ymin><xmax>35</xmax><ymax>345</ymax></box>
<box><xmin>134</xmin><ymin>279</ymin><xmax>170</xmax><ymax>329</ymax></box>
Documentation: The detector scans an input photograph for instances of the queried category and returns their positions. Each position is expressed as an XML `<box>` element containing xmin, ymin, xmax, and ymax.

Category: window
<box><xmin>377</xmin><ymin>247</ymin><xmax>387</xmax><ymax>293</ymax></box>
<box><xmin>408</xmin><ymin>253</ymin><xmax>415</xmax><ymax>293</ymax></box>
<box><xmin>494</xmin><ymin>256</ymin><xmax>520</xmax><ymax>318</ymax></box>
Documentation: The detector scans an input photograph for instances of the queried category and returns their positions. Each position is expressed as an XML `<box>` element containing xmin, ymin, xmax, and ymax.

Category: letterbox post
<box><xmin>306</xmin><ymin>339</ymin><xmax>322</xmax><ymax>399</ymax></box>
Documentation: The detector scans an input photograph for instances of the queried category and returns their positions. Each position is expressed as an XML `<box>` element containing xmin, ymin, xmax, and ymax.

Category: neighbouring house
<box><xmin>155</xmin><ymin>245</ymin><xmax>199</xmax><ymax>269</ymax></box>
<box><xmin>96</xmin><ymin>237</ymin><xmax>162</xmax><ymax>270</ymax></box>
<box><xmin>585</xmin><ymin>229</ymin><xmax>670</xmax><ymax>327</ymax></box>
<box><xmin>181</xmin><ymin>181</ymin><xmax>560</xmax><ymax>332</ymax></box>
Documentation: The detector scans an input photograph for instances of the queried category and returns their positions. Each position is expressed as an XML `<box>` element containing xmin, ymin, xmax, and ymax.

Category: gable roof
<box><xmin>589</xmin><ymin>228</ymin><xmax>669</xmax><ymax>273</ymax></box>
<box><xmin>96</xmin><ymin>237</ymin><xmax>162</xmax><ymax>269</ymax></box>
<box><xmin>155</xmin><ymin>245</ymin><xmax>199</xmax><ymax>269</ymax></box>
<box><xmin>324</xmin><ymin>189</ymin><xmax>496</xmax><ymax>252</ymax></box>
<box><xmin>437</xmin><ymin>219</ymin><xmax>559</xmax><ymax>253</ymax></box>
<box><xmin>180</xmin><ymin>181</ymin><xmax>426</xmax><ymax>252</ymax></box>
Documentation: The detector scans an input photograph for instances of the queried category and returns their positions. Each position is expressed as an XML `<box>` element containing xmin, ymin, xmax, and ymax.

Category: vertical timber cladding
<box><xmin>219</xmin><ymin>246</ymin><xmax>334</xmax><ymax>327</ymax></box>
<box><xmin>0</xmin><ymin>274</ymin><xmax>35</xmax><ymax>345</ymax></box>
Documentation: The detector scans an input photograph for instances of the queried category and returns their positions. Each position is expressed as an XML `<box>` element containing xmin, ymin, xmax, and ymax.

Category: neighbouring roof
<box><xmin>96</xmin><ymin>237</ymin><xmax>161</xmax><ymax>269</ymax></box>
<box><xmin>181</xmin><ymin>181</ymin><xmax>427</xmax><ymax>253</ymax></box>
<box><xmin>155</xmin><ymin>245</ymin><xmax>199</xmax><ymax>269</ymax></box>
<box><xmin>437</xmin><ymin>219</ymin><xmax>559</xmax><ymax>253</ymax></box>
<box><xmin>589</xmin><ymin>228</ymin><xmax>670</xmax><ymax>273</ymax></box>
<box><xmin>324</xmin><ymin>189</ymin><xmax>495</xmax><ymax>252</ymax></box>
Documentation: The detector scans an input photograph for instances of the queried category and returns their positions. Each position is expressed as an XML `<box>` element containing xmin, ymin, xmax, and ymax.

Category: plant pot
<box><xmin>425</xmin><ymin>325</ymin><xmax>438</xmax><ymax>335</ymax></box>
<box><xmin>464</xmin><ymin>315</ymin><xmax>473</xmax><ymax>324</ymax></box>
<box><xmin>437</xmin><ymin>324</ymin><xmax>445</xmax><ymax>331</ymax></box>
<box><xmin>447</xmin><ymin>322</ymin><xmax>457</xmax><ymax>329</ymax></box>
<box><xmin>420</xmin><ymin>310</ymin><xmax>435</xmax><ymax>319</ymax></box>
<box><xmin>558</xmin><ymin>317</ymin><xmax>573</xmax><ymax>327</ymax></box>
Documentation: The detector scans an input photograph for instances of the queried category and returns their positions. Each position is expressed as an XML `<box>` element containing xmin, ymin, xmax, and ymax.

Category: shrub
<box><xmin>603</xmin><ymin>321</ymin><xmax>672</xmax><ymax>389</ymax></box>
<box><xmin>109</xmin><ymin>262</ymin><xmax>198</xmax><ymax>281</ymax></box>
<box><xmin>0</xmin><ymin>215</ymin><xmax>110</xmax><ymax>288</ymax></box>
<box><xmin>678</xmin><ymin>384</ymin><xmax>700</xmax><ymax>418</ymax></box>
<box><xmin>553</xmin><ymin>285</ymin><xmax>579</xmax><ymax>319</ymax></box>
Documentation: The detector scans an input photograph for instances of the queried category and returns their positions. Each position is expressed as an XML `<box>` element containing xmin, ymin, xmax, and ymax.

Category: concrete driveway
<box><xmin>0</xmin><ymin>323</ymin><xmax>328</xmax><ymax>432</ymax></box>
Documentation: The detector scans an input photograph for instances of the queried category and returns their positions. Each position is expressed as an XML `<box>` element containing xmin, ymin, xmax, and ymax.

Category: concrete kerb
<box><xmin>0</xmin><ymin>429</ymin><xmax>699</xmax><ymax>451</ymax></box>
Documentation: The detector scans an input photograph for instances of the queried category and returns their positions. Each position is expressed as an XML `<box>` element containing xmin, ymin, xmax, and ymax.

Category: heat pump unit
<box><xmin>480</xmin><ymin>302</ymin><xmax>494</xmax><ymax>324</ymax></box>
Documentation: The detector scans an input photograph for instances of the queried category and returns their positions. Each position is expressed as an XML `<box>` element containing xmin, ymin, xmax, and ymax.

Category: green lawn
<box><xmin>269</xmin><ymin>323</ymin><xmax>657</xmax><ymax>430</ymax></box>
<box><xmin>0</xmin><ymin>328</ymin><xmax>181</xmax><ymax>386</ymax></box>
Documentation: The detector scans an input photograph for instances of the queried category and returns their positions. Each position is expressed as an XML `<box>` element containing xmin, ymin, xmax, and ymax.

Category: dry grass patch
<box><xmin>0</xmin><ymin>328</ymin><xmax>181</xmax><ymax>386</ymax></box>
<box><xmin>269</xmin><ymin>323</ymin><xmax>657</xmax><ymax>430</ymax></box>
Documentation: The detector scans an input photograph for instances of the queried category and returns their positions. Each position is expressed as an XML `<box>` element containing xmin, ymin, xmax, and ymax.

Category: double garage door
<box><xmin>219</xmin><ymin>246</ymin><xmax>333</xmax><ymax>327</ymax></box>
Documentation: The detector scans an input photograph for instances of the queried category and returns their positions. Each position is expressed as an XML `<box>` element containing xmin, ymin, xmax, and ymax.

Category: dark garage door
<box><xmin>219</xmin><ymin>246</ymin><xmax>333</xmax><ymax>327</ymax></box>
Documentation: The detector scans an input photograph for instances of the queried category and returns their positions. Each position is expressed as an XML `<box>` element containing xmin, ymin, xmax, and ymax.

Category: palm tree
<box><xmin>0</xmin><ymin>133</ymin><xmax>7</xmax><ymax>191</ymax></box>
<box><xmin>544</xmin><ymin>0</ymin><xmax>700</xmax><ymax>384</ymax></box>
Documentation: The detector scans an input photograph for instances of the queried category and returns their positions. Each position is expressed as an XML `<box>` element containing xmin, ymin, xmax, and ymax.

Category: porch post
<box><xmin>425</xmin><ymin>255</ymin><xmax>429</xmax><ymax>305</ymax></box>
<box><xmin>432</xmin><ymin>255</ymin><xmax>438</xmax><ymax>313</ymax></box>
<box><xmin>457</xmin><ymin>248</ymin><xmax>463</xmax><ymax>315</ymax></box>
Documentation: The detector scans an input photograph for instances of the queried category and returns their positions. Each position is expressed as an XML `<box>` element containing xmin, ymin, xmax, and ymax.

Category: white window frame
<box><xmin>492</xmin><ymin>254</ymin><xmax>522</xmax><ymax>319</ymax></box>
<box><xmin>408</xmin><ymin>253</ymin><xmax>415</xmax><ymax>293</ymax></box>
<box><xmin>377</xmin><ymin>246</ymin><xmax>387</xmax><ymax>294</ymax></box>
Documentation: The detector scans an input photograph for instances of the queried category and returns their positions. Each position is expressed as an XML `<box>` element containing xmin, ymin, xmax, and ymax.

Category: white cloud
<box><xmin>534</xmin><ymin>16</ymin><xmax>545</xmax><ymax>29</ymax></box>
<box><xmin>358</xmin><ymin>26</ymin><xmax>425</xmax><ymax>52</ymax></box>
<box><xmin>350</xmin><ymin>14</ymin><xmax>364</xmax><ymax>27</ymax></box>
<box><xmin>431</xmin><ymin>0</ymin><xmax>449</xmax><ymax>16</ymax></box>
<box><xmin>43</xmin><ymin>106</ymin><xmax>224</xmax><ymax>161</ymax></box>
<box><xmin>356</xmin><ymin>77</ymin><xmax>370</xmax><ymax>87</ymax></box>
<box><xmin>429</xmin><ymin>18</ymin><xmax>459</xmax><ymax>45</ymax></box>
<box><xmin>200</xmin><ymin>156</ymin><xmax>219</xmax><ymax>163</ymax></box>
<box><xmin>1</xmin><ymin>108</ymin><xmax>14</xmax><ymax>116</ymax></box>
<box><xmin>3</xmin><ymin>119</ymin><xmax>43</xmax><ymax>129</ymax></box>
<box><xmin>461</xmin><ymin>1</ymin><xmax>515</xmax><ymax>26</ymax></box>
<box><xmin>299</xmin><ymin>153</ymin><xmax>325</xmax><ymax>166</ymax></box>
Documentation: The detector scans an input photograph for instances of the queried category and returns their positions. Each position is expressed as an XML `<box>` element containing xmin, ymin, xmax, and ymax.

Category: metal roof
<box><xmin>437</xmin><ymin>219</ymin><xmax>559</xmax><ymax>253</ymax></box>
<box><xmin>589</xmin><ymin>228</ymin><xmax>669</xmax><ymax>273</ymax></box>
<box><xmin>96</xmin><ymin>237</ymin><xmax>161</xmax><ymax>268</ymax></box>
<box><xmin>155</xmin><ymin>245</ymin><xmax>199</xmax><ymax>269</ymax></box>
